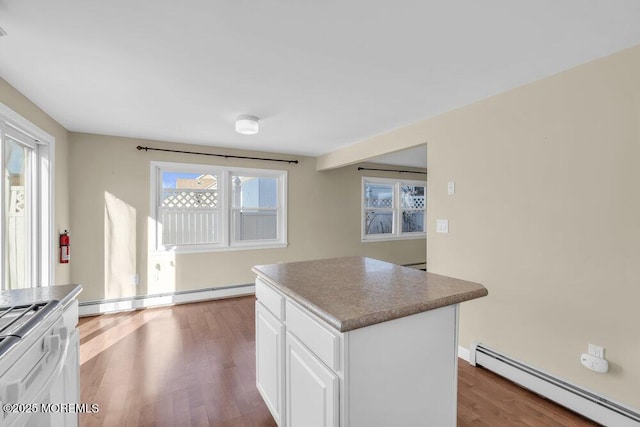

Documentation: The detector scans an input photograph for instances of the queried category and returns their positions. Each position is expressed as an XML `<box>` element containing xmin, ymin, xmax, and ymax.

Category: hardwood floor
<box><xmin>457</xmin><ymin>362</ymin><xmax>598</xmax><ymax>426</ymax></box>
<box><xmin>79</xmin><ymin>296</ymin><xmax>598</xmax><ymax>426</ymax></box>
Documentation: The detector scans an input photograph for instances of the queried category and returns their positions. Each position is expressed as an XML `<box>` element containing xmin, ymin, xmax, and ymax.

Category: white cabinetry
<box><xmin>51</xmin><ymin>299</ymin><xmax>80</xmax><ymax>427</ymax></box>
<box><xmin>255</xmin><ymin>277</ymin><xmax>459</xmax><ymax>427</ymax></box>
<box><xmin>256</xmin><ymin>299</ymin><xmax>285</xmax><ymax>425</ymax></box>
<box><xmin>286</xmin><ymin>331</ymin><xmax>339</xmax><ymax>427</ymax></box>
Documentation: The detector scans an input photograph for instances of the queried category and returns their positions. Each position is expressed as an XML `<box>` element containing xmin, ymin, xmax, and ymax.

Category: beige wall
<box><xmin>68</xmin><ymin>133</ymin><xmax>426</xmax><ymax>302</ymax></box>
<box><xmin>0</xmin><ymin>78</ymin><xmax>71</xmax><ymax>285</ymax></box>
<box><xmin>321</xmin><ymin>45</ymin><xmax>640</xmax><ymax>408</ymax></box>
<box><xmin>428</xmin><ymin>46</ymin><xmax>640</xmax><ymax>409</ymax></box>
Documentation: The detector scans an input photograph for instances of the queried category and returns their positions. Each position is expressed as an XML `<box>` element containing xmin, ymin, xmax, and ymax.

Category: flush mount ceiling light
<box><xmin>235</xmin><ymin>115</ymin><xmax>259</xmax><ymax>135</ymax></box>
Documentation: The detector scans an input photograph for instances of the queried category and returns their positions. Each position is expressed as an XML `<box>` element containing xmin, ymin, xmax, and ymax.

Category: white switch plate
<box><xmin>436</xmin><ymin>219</ymin><xmax>449</xmax><ymax>233</ymax></box>
<box><xmin>588</xmin><ymin>343</ymin><xmax>604</xmax><ymax>359</ymax></box>
<box><xmin>447</xmin><ymin>181</ymin><xmax>455</xmax><ymax>195</ymax></box>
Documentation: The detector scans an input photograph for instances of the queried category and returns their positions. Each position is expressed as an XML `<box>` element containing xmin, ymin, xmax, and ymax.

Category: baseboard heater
<box><xmin>469</xmin><ymin>343</ymin><xmax>640</xmax><ymax>426</ymax></box>
<box><xmin>79</xmin><ymin>283</ymin><xmax>255</xmax><ymax>316</ymax></box>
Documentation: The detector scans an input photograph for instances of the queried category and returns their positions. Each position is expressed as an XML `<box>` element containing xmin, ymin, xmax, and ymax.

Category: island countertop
<box><xmin>252</xmin><ymin>256</ymin><xmax>487</xmax><ymax>332</ymax></box>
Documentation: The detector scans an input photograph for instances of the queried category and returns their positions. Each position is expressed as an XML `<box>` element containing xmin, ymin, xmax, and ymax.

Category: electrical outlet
<box><xmin>130</xmin><ymin>273</ymin><xmax>139</xmax><ymax>286</ymax></box>
<box><xmin>588</xmin><ymin>343</ymin><xmax>604</xmax><ymax>359</ymax></box>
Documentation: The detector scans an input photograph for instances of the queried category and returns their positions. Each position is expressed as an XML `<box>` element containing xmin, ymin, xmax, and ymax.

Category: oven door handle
<box><xmin>32</xmin><ymin>326</ymin><xmax>71</xmax><ymax>398</ymax></box>
<box><xmin>1</xmin><ymin>325</ymin><xmax>70</xmax><ymax>409</ymax></box>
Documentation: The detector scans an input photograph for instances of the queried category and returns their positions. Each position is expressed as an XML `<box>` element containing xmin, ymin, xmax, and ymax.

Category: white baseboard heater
<box><xmin>79</xmin><ymin>283</ymin><xmax>255</xmax><ymax>316</ymax></box>
<box><xmin>469</xmin><ymin>343</ymin><xmax>640</xmax><ymax>427</ymax></box>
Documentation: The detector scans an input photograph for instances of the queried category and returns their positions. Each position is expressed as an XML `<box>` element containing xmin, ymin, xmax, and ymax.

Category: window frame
<box><xmin>0</xmin><ymin>101</ymin><xmax>55</xmax><ymax>289</ymax></box>
<box><xmin>361</xmin><ymin>176</ymin><xmax>426</xmax><ymax>242</ymax></box>
<box><xmin>150</xmin><ymin>161</ymin><xmax>287</xmax><ymax>253</ymax></box>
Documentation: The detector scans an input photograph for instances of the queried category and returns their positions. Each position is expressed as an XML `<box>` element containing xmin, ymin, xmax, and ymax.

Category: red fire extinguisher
<box><xmin>60</xmin><ymin>230</ymin><xmax>70</xmax><ymax>263</ymax></box>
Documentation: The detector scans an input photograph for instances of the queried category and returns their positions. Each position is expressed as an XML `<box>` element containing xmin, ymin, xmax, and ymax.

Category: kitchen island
<box><xmin>253</xmin><ymin>256</ymin><xmax>487</xmax><ymax>427</ymax></box>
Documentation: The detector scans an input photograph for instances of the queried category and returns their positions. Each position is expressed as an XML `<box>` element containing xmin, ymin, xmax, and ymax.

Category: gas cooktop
<box><xmin>0</xmin><ymin>301</ymin><xmax>59</xmax><ymax>357</ymax></box>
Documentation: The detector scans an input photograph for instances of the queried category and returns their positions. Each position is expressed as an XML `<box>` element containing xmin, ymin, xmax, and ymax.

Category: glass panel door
<box><xmin>3</xmin><ymin>131</ymin><xmax>36</xmax><ymax>290</ymax></box>
<box><xmin>0</xmin><ymin>103</ymin><xmax>53</xmax><ymax>290</ymax></box>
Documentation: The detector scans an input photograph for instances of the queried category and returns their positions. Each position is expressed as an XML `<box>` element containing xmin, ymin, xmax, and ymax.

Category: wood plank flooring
<box><xmin>79</xmin><ymin>296</ymin><xmax>598</xmax><ymax>426</ymax></box>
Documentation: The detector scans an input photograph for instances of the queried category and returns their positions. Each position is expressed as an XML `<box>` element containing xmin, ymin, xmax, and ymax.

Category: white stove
<box><xmin>0</xmin><ymin>299</ymin><xmax>79</xmax><ymax>427</ymax></box>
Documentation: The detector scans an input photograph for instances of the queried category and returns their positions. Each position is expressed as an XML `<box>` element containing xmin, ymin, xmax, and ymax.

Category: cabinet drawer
<box><xmin>285</xmin><ymin>301</ymin><xmax>340</xmax><ymax>371</ymax></box>
<box><xmin>256</xmin><ymin>278</ymin><xmax>284</xmax><ymax>320</ymax></box>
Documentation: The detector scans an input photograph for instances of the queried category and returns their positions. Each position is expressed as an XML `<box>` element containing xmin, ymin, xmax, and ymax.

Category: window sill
<box><xmin>361</xmin><ymin>234</ymin><xmax>426</xmax><ymax>243</ymax></box>
<box><xmin>151</xmin><ymin>242</ymin><xmax>288</xmax><ymax>255</ymax></box>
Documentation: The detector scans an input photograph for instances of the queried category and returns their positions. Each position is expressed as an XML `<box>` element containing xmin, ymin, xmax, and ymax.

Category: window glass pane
<box><xmin>159</xmin><ymin>172</ymin><xmax>219</xmax><ymax>245</ymax></box>
<box><xmin>364</xmin><ymin>182</ymin><xmax>393</xmax><ymax>208</ymax></box>
<box><xmin>402</xmin><ymin>211</ymin><xmax>424</xmax><ymax>233</ymax></box>
<box><xmin>154</xmin><ymin>165</ymin><xmax>286</xmax><ymax>249</ymax></box>
<box><xmin>232</xmin><ymin>176</ymin><xmax>277</xmax><ymax>208</ymax></box>
<box><xmin>400</xmin><ymin>185</ymin><xmax>425</xmax><ymax>209</ymax></box>
<box><xmin>365</xmin><ymin>210</ymin><xmax>393</xmax><ymax>235</ymax></box>
<box><xmin>4</xmin><ymin>137</ymin><xmax>31</xmax><ymax>289</ymax></box>
<box><xmin>161</xmin><ymin>210</ymin><xmax>219</xmax><ymax>246</ymax></box>
<box><xmin>160</xmin><ymin>172</ymin><xmax>218</xmax><ymax>208</ymax></box>
<box><xmin>233</xmin><ymin>209</ymin><xmax>277</xmax><ymax>241</ymax></box>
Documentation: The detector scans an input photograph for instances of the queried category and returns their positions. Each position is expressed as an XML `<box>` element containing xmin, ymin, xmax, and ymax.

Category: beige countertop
<box><xmin>252</xmin><ymin>256</ymin><xmax>487</xmax><ymax>332</ymax></box>
<box><xmin>0</xmin><ymin>284</ymin><xmax>82</xmax><ymax>308</ymax></box>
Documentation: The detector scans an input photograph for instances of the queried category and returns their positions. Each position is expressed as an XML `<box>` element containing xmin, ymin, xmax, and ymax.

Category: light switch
<box><xmin>447</xmin><ymin>181</ymin><xmax>455</xmax><ymax>195</ymax></box>
<box><xmin>436</xmin><ymin>219</ymin><xmax>449</xmax><ymax>233</ymax></box>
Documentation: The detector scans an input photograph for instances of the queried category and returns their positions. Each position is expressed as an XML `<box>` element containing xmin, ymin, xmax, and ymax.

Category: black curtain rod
<box><xmin>402</xmin><ymin>262</ymin><xmax>427</xmax><ymax>267</ymax></box>
<box><xmin>136</xmin><ymin>145</ymin><xmax>299</xmax><ymax>164</ymax></box>
<box><xmin>358</xmin><ymin>167</ymin><xmax>427</xmax><ymax>175</ymax></box>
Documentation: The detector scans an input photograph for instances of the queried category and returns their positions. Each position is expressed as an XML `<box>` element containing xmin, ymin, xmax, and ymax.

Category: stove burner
<box><xmin>0</xmin><ymin>301</ymin><xmax>59</xmax><ymax>358</ymax></box>
<box><xmin>0</xmin><ymin>303</ymin><xmax>46</xmax><ymax>337</ymax></box>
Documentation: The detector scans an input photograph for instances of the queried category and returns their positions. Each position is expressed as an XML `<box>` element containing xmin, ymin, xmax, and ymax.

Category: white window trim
<box><xmin>150</xmin><ymin>161</ymin><xmax>287</xmax><ymax>254</ymax></box>
<box><xmin>361</xmin><ymin>176</ymin><xmax>426</xmax><ymax>242</ymax></box>
<box><xmin>0</xmin><ymin>102</ymin><xmax>55</xmax><ymax>287</ymax></box>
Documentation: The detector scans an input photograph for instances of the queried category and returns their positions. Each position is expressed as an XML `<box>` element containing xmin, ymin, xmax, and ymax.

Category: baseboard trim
<box><xmin>464</xmin><ymin>343</ymin><xmax>640</xmax><ymax>426</ymax></box>
<box><xmin>457</xmin><ymin>345</ymin><xmax>470</xmax><ymax>363</ymax></box>
<box><xmin>78</xmin><ymin>284</ymin><xmax>255</xmax><ymax>316</ymax></box>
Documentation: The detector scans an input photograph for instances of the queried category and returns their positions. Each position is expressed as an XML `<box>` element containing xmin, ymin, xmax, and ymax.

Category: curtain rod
<box><xmin>358</xmin><ymin>166</ymin><xmax>427</xmax><ymax>175</ymax></box>
<box><xmin>136</xmin><ymin>145</ymin><xmax>299</xmax><ymax>164</ymax></box>
<box><xmin>402</xmin><ymin>262</ymin><xmax>427</xmax><ymax>267</ymax></box>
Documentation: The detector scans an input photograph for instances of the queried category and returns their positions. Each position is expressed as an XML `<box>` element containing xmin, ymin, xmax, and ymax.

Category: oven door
<box><xmin>0</xmin><ymin>315</ymin><xmax>78</xmax><ymax>427</ymax></box>
<box><xmin>34</xmin><ymin>328</ymin><xmax>79</xmax><ymax>427</ymax></box>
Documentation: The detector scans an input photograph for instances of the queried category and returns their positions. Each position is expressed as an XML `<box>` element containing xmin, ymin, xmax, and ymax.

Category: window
<box><xmin>362</xmin><ymin>177</ymin><xmax>426</xmax><ymax>241</ymax></box>
<box><xmin>151</xmin><ymin>162</ymin><xmax>287</xmax><ymax>252</ymax></box>
<box><xmin>0</xmin><ymin>102</ymin><xmax>54</xmax><ymax>290</ymax></box>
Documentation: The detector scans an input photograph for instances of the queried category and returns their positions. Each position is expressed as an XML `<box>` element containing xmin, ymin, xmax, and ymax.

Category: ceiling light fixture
<box><xmin>235</xmin><ymin>115</ymin><xmax>259</xmax><ymax>135</ymax></box>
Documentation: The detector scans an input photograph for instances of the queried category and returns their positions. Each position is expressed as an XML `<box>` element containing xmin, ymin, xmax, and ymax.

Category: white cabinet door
<box><xmin>286</xmin><ymin>332</ymin><xmax>339</xmax><ymax>427</ymax></box>
<box><xmin>256</xmin><ymin>302</ymin><xmax>285</xmax><ymax>425</ymax></box>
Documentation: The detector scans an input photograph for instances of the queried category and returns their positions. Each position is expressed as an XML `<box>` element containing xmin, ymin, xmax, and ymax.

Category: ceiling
<box><xmin>1</xmin><ymin>1</ymin><xmax>639</xmax><ymax>158</ymax></box>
